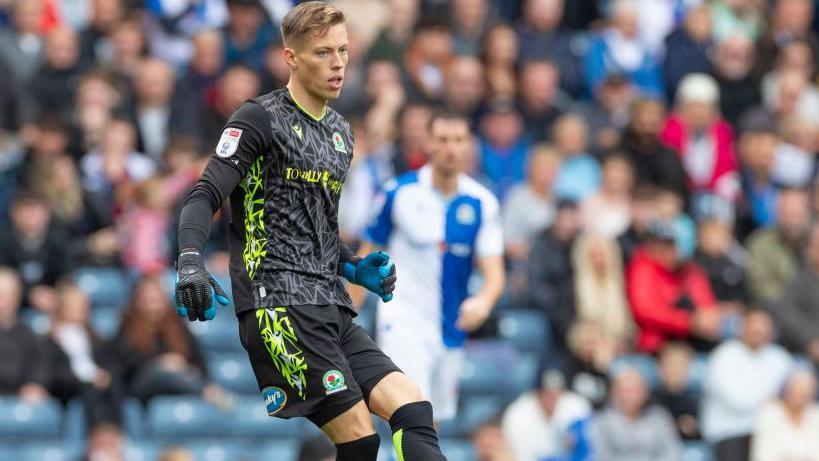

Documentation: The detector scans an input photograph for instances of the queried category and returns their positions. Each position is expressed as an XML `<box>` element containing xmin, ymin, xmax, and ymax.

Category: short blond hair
<box><xmin>281</xmin><ymin>1</ymin><xmax>345</xmax><ymax>48</ymax></box>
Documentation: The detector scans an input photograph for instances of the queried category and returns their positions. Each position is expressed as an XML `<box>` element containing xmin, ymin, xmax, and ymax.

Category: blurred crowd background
<box><xmin>3</xmin><ymin>0</ymin><xmax>819</xmax><ymax>460</ymax></box>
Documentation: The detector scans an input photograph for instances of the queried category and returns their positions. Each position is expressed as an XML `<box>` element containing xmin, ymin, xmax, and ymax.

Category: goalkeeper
<box><xmin>174</xmin><ymin>2</ymin><xmax>446</xmax><ymax>460</ymax></box>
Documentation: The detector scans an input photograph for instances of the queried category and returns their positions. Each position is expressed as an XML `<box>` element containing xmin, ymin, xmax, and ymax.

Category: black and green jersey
<box><xmin>179</xmin><ymin>88</ymin><xmax>355</xmax><ymax>314</ymax></box>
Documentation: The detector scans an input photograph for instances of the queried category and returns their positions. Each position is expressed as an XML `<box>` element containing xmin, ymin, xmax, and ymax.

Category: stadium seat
<box><xmin>208</xmin><ymin>354</ymin><xmax>258</xmax><ymax>394</ymax></box>
<box><xmin>459</xmin><ymin>341</ymin><xmax>519</xmax><ymax>396</ymax></box>
<box><xmin>19</xmin><ymin>308</ymin><xmax>50</xmax><ymax>334</ymax></box>
<box><xmin>122</xmin><ymin>398</ymin><xmax>144</xmax><ymax>439</ymax></box>
<box><xmin>497</xmin><ymin>309</ymin><xmax>551</xmax><ymax>355</ymax></box>
<box><xmin>439</xmin><ymin>438</ymin><xmax>475</xmax><ymax>461</ymax></box>
<box><xmin>687</xmin><ymin>354</ymin><xmax>708</xmax><ymax>393</ymax></box>
<box><xmin>74</xmin><ymin>267</ymin><xmax>130</xmax><ymax>308</ymax></box>
<box><xmin>90</xmin><ymin>308</ymin><xmax>121</xmax><ymax>339</ymax></box>
<box><xmin>124</xmin><ymin>442</ymin><xmax>161</xmax><ymax>461</ymax></box>
<box><xmin>258</xmin><ymin>440</ymin><xmax>300</xmax><ymax>461</ymax></box>
<box><xmin>16</xmin><ymin>442</ymin><xmax>83</xmax><ymax>461</ymax></box>
<box><xmin>188</xmin><ymin>313</ymin><xmax>244</xmax><ymax>353</ymax></box>
<box><xmin>683</xmin><ymin>441</ymin><xmax>714</xmax><ymax>461</ymax></box>
<box><xmin>0</xmin><ymin>397</ymin><xmax>62</xmax><ymax>439</ymax></box>
<box><xmin>230</xmin><ymin>395</ymin><xmax>301</xmax><ymax>438</ymax></box>
<box><xmin>146</xmin><ymin>396</ymin><xmax>231</xmax><ymax>439</ymax></box>
<box><xmin>65</xmin><ymin>399</ymin><xmax>86</xmax><ymax>445</ymax></box>
<box><xmin>512</xmin><ymin>353</ymin><xmax>539</xmax><ymax>394</ymax></box>
<box><xmin>458</xmin><ymin>396</ymin><xmax>504</xmax><ymax>436</ymax></box>
<box><xmin>184</xmin><ymin>440</ymin><xmax>248</xmax><ymax>461</ymax></box>
<box><xmin>609</xmin><ymin>354</ymin><xmax>659</xmax><ymax>388</ymax></box>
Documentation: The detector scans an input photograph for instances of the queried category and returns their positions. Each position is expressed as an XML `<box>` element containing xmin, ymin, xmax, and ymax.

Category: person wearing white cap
<box><xmin>661</xmin><ymin>73</ymin><xmax>740</xmax><ymax>202</ymax></box>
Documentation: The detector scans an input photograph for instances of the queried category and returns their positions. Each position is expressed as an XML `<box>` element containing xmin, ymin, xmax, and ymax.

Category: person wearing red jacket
<box><xmin>627</xmin><ymin>220</ymin><xmax>722</xmax><ymax>353</ymax></box>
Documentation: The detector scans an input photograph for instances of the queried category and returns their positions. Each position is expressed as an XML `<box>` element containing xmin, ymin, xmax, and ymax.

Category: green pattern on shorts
<box><xmin>257</xmin><ymin>307</ymin><xmax>308</xmax><ymax>400</ymax></box>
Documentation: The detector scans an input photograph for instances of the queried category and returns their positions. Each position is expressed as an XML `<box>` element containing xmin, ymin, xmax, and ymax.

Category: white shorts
<box><xmin>377</xmin><ymin>322</ymin><xmax>463</xmax><ymax>422</ymax></box>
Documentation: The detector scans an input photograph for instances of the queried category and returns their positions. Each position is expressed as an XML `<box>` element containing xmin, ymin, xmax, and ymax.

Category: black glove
<box><xmin>175</xmin><ymin>249</ymin><xmax>230</xmax><ymax>321</ymax></box>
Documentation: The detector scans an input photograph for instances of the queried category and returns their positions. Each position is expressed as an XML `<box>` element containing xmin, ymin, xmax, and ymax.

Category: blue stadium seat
<box><xmin>17</xmin><ymin>442</ymin><xmax>82</xmax><ymax>461</ymax></box>
<box><xmin>439</xmin><ymin>438</ymin><xmax>475</xmax><ymax>461</ymax></box>
<box><xmin>609</xmin><ymin>354</ymin><xmax>659</xmax><ymax>388</ymax></box>
<box><xmin>512</xmin><ymin>353</ymin><xmax>539</xmax><ymax>394</ymax></box>
<box><xmin>0</xmin><ymin>397</ymin><xmax>62</xmax><ymax>439</ymax></box>
<box><xmin>122</xmin><ymin>398</ymin><xmax>144</xmax><ymax>439</ymax></box>
<box><xmin>258</xmin><ymin>440</ymin><xmax>300</xmax><ymax>461</ymax></box>
<box><xmin>65</xmin><ymin>398</ymin><xmax>86</xmax><ymax>445</ymax></box>
<box><xmin>74</xmin><ymin>267</ymin><xmax>130</xmax><ymax>307</ymax></box>
<box><xmin>209</xmin><ymin>354</ymin><xmax>258</xmax><ymax>394</ymax></box>
<box><xmin>683</xmin><ymin>441</ymin><xmax>714</xmax><ymax>461</ymax></box>
<box><xmin>687</xmin><ymin>354</ymin><xmax>708</xmax><ymax>393</ymax></box>
<box><xmin>124</xmin><ymin>442</ymin><xmax>161</xmax><ymax>461</ymax></box>
<box><xmin>146</xmin><ymin>396</ymin><xmax>232</xmax><ymax>439</ymax></box>
<box><xmin>19</xmin><ymin>308</ymin><xmax>50</xmax><ymax>334</ymax></box>
<box><xmin>189</xmin><ymin>313</ymin><xmax>244</xmax><ymax>353</ymax></box>
<box><xmin>459</xmin><ymin>341</ymin><xmax>520</xmax><ymax>396</ymax></box>
<box><xmin>90</xmin><ymin>308</ymin><xmax>121</xmax><ymax>339</ymax></box>
<box><xmin>185</xmin><ymin>440</ymin><xmax>248</xmax><ymax>461</ymax></box>
<box><xmin>0</xmin><ymin>444</ymin><xmax>17</xmax><ymax>461</ymax></box>
<box><xmin>497</xmin><ymin>309</ymin><xmax>551</xmax><ymax>355</ymax></box>
<box><xmin>231</xmin><ymin>395</ymin><xmax>301</xmax><ymax>438</ymax></box>
<box><xmin>458</xmin><ymin>396</ymin><xmax>504</xmax><ymax>436</ymax></box>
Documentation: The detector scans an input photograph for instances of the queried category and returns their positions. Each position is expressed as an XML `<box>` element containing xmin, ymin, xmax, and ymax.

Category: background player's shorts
<box><xmin>378</xmin><ymin>323</ymin><xmax>463</xmax><ymax>422</ymax></box>
<box><xmin>238</xmin><ymin>304</ymin><xmax>401</xmax><ymax>427</ymax></box>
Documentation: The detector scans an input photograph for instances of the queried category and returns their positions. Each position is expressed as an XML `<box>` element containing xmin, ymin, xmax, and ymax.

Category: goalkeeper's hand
<box><xmin>174</xmin><ymin>249</ymin><xmax>230</xmax><ymax>321</ymax></box>
<box><xmin>342</xmin><ymin>251</ymin><xmax>397</xmax><ymax>302</ymax></box>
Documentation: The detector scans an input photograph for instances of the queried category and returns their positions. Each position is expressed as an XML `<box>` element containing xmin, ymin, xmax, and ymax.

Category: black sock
<box><xmin>389</xmin><ymin>401</ymin><xmax>446</xmax><ymax>461</ymax></box>
<box><xmin>335</xmin><ymin>433</ymin><xmax>380</xmax><ymax>461</ymax></box>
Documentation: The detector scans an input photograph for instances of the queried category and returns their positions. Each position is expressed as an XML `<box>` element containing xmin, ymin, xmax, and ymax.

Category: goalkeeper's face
<box><xmin>286</xmin><ymin>23</ymin><xmax>349</xmax><ymax>102</ymax></box>
<box><xmin>428</xmin><ymin>118</ymin><xmax>471</xmax><ymax>177</ymax></box>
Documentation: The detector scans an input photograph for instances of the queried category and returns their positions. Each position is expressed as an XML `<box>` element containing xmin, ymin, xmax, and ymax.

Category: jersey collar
<box><xmin>287</xmin><ymin>88</ymin><xmax>327</xmax><ymax>122</ymax></box>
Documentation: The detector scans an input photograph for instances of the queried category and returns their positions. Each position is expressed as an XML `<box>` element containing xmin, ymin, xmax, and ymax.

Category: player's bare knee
<box><xmin>321</xmin><ymin>401</ymin><xmax>375</xmax><ymax>444</ymax></box>
<box><xmin>368</xmin><ymin>372</ymin><xmax>425</xmax><ymax>420</ymax></box>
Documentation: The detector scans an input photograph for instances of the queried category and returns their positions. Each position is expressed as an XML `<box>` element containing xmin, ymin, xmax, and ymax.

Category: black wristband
<box><xmin>178</xmin><ymin>248</ymin><xmax>204</xmax><ymax>268</ymax></box>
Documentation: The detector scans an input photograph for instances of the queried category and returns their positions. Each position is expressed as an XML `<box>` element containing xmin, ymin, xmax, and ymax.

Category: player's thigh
<box><xmin>429</xmin><ymin>348</ymin><xmax>463</xmax><ymax>422</ymax></box>
<box><xmin>367</xmin><ymin>371</ymin><xmax>426</xmax><ymax>421</ymax></box>
<box><xmin>238</xmin><ymin>306</ymin><xmax>363</xmax><ymax>426</ymax></box>
<box><xmin>320</xmin><ymin>400</ymin><xmax>376</xmax><ymax>444</ymax></box>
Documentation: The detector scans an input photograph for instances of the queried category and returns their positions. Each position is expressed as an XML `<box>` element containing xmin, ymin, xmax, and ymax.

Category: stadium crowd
<box><xmin>3</xmin><ymin>0</ymin><xmax>819</xmax><ymax>460</ymax></box>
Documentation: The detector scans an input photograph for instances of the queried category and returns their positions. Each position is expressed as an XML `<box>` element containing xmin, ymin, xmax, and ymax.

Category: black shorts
<box><xmin>238</xmin><ymin>304</ymin><xmax>401</xmax><ymax>427</ymax></box>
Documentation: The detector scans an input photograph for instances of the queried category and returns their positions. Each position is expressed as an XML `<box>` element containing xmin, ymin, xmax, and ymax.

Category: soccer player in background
<box><xmin>173</xmin><ymin>2</ymin><xmax>447</xmax><ymax>460</ymax></box>
<box><xmin>354</xmin><ymin>110</ymin><xmax>506</xmax><ymax>423</ymax></box>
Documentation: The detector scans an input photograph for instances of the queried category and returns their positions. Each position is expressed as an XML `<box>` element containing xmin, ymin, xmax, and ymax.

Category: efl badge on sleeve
<box><xmin>216</xmin><ymin>127</ymin><xmax>243</xmax><ymax>158</ymax></box>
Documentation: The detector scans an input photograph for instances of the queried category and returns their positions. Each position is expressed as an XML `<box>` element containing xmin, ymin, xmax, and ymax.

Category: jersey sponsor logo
<box><xmin>293</xmin><ymin>124</ymin><xmax>303</xmax><ymax>140</ymax></box>
<box><xmin>332</xmin><ymin>131</ymin><xmax>347</xmax><ymax>153</ymax></box>
<box><xmin>284</xmin><ymin>167</ymin><xmax>343</xmax><ymax>195</ymax></box>
<box><xmin>216</xmin><ymin>127</ymin><xmax>243</xmax><ymax>158</ymax></box>
<box><xmin>322</xmin><ymin>370</ymin><xmax>347</xmax><ymax>394</ymax></box>
<box><xmin>261</xmin><ymin>386</ymin><xmax>287</xmax><ymax>416</ymax></box>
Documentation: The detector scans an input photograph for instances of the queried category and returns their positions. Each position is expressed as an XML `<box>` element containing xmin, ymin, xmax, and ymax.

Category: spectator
<box><xmin>222</xmin><ymin>0</ymin><xmax>275</xmax><ymax>71</ymax></box>
<box><xmin>0</xmin><ymin>191</ymin><xmax>70</xmax><ymax>312</ymax></box>
<box><xmin>482</xmin><ymin>23</ymin><xmax>518</xmax><ymax>73</ymax></box>
<box><xmin>620</xmin><ymin>99</ymin><xmax>688</xmax><ymax>199</ymax></box>
<box><xmin>297</xmin><ymin>434</ymin><xmax>336</xmax><ymax>461</ymax></box>
<box><xmin>736</xmin><ymin>110</ymin><xmax>781</xmax><ymax>233</ymax></box>
<box><xmin>776</xmin><ymin>222</ymin><xmax>819</xmax><ymax>364</ymax></box>
<box><xmin>563</xmin><ymin>321</ymin><xmax>614</xmax><ymax>409</ymax></box>
<box><xmin>366</xmin><ymin>0</ymin><xmax>420</xmax><ymax>64</ymax></box>
<box><xmin>0</xmin><ymin>266</ymin><xmax>50</xmax><ymax>401</ymax></box>
<box><xmin>77</xmin><ymin>0</ymin><xmax>123</xmax><ymax>66</ymax></box>
<box><xmin>45</xmin><ymin>282</ymin><xmax>120</xmax><ymax>425</ymax></box>
<box><xmin>403</xmin><ymin>20</ymin><xmax>454</xmax><ymax>103</ymax></box>
<box><xmin>579</xmin><ymin>155</ymin><xmax>633</xmax><ymax>238</ymax></box>
<box><xmin>589</xmin><ymin>368</ymin><xmax>682</xmax><ymax>461</ymax></box>
<box><xmin>473</xmin><ymin>417</ymin><xmax>516</xmax><ymax>461</ymax></box>
<box><xmin>503</xmin><ymin>144</ymin><xmax>559</xmax><ymax>266</ymax></box>
<box><xmin>652</xmin><ymin>342</ymin><xmax>702</xmax><ymax>440</ymax></box>
<box><xmin>752</xmin><ymin>367</ymin><xmax>819</xmax><ymax>461</ymax></box>
<box><xmin>663</xmin><ymin>4</ymin><xmax>713</xmax><ymax>102</ymax></box>
<box><xmin>449</xmin><ymin>0</ymin><xmax>491</xmax><ymax>56</ymax></box>
<box><xmin>655</xmin><ymin>187</ymin><xmax>698</xmax><ymax>260</ymax></box>
<box><xmin>502</xmin><ymin>363</ymin><xmax>592</xmax><ymax>461</ymax></box>
<box><xmin>713</xmin><ymin>34</ymin><xmax>762</xmax><ymax>128</ymax></box>
<box><xmin>576</xmin><ymin>74</ymin><xmax>635</xmax><ymax>155</ymax></box>
<box><xmin>106</xmin><ymin>19</ymin><xmax>146</xmax><ymax>85</ymax></box>
<box><xmin>517</xmin><ymin>60</ymin><xmax>567</xmax><ymax>141</ymax></box>
<box><xmin>261</xmin><ymin>40</ymin><xmax>289</xmax><ymax>92</ymax></box>
<box><xmin>552</xmin><ymin>114</ymin><xmax>600</xmax><ymax>202</ymax></box>
<box><xmin>584</xmin><ymin>0</ymin><xmax>664</xmax><ymax>98</ymax></box>
<box><xmin>29</xmin><ymin>25</ymin><xmax>84</xmax><ymax>120</ymax></box>
<box><xmin>443</xmin><ymin>55</ymin><xmax>486</xmax><ymax>124</ymax></box>
<box><xmin>771</xmin><ymin>117</ymin><xmax>818</xmax><ymax>188</ymax></box>
<box><xmin>756</xmin><ymin>0</ymin><xmax>819</xmax><ymax>76</ymax></box>
<box><xmin>158</xmin><ymin>447</ymin><xmax>194</xmax><ymax>461</ymax></box>
<box><xmin>662</xmin><ymin>73</ymin><xmax>739</xmax><ymax>202</ymax></box>
<box><xmin>516</xmin><ymin>0</ymin><xmax>584</xmax><ymax>98</ymax></box>
<box><xmin>393</xmin><ymin>103</ymin><xmax>431</xmax><ymax>174</ymax></box>
<box><xmin>0</xmin><ymin>0</ymin><xmax>45</xmax><ymax>85</ymax></box>
<box><xmin>571</xmin><ymin>233</ymin><xmax>634</xmax><ymax>349</ymax></box>
<box><xmin>702</xmin><ymin>309</ymin><xmax>793</xmax><ymax>461</ymax></box>
<box><xmin>81</xmin><ymin>422</ymin><xmax>125</xmax><ymax>461</ymax></box>
<box><xmin>618</xmin><ymin>185</ymin><xmax>658</xmax><ymax>262</ymax></box>
<box><xmin>694</xmin><ymin>217</ymin><xmax>748</xmax><ymax>305</ymax></box>
<box><xmin>70</xmin><ymin>70</ymin><xmax>123</xmax><ymax>154</ymax></box>
<box><xmin>626</xmin><ymin>220</ymin><xmax>721</xmax><ymax>353</ymax></box>
<box><xmin>528</xmin><ymin>200</ymin><xmax>581</xmax><ymax>353</ymax></box>
<box><xmin>478</xmin><ymin>102</ymin><xmax>529</xmax><ymax>199</ymax></box>
<box><xmin>762</xmin><ymin>39</ymin><xmax>818</xmax><ymax>121</ymax></box>
<box><xmin>120</xmin><ymin>176</ymin><xmax>172</xmax><ymax>275</ymax></box>
<box><xmin>29</xmin><ymin>154</ymin><xmax>117</xmax><ymax>266</ymax></box>
<box><xmin>16</xmin><ymin>115</ymin><xmax>72</xmax><ymax>187</ymax></box>
<box><xmin>129</xmin><ymin>58</ymin><xmax>179</xmax><ymax>161</ymax></box>
<box><xmin>113</xmin><ymin>276</ymin><xmax>217</xmax><ymax>403</ymax></box>
<box><xmin>746</xmin><ymin>187</ymin><xmax>810</xmax><ymax>305</ymax></box>
<box><xmin>765</xmin><ymin>67</ymin><xmax>819</xmax><ymax>123</ymax></box>
<box><xmin>709</xmin><ymin>0</ymin><xmax>763</xmax><ymax>42</ymax></box>
<box><xmin>197</xmin><ymin>65</ymin><xmax>261</xmax><ymax>152</ymax></box>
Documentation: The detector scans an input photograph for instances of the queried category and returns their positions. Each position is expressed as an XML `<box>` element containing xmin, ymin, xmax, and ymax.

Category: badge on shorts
<box><xmin>262</xmin><ymin>386</ymin><xmax>287</xmax><ymax>416</ymax></box>
<box><xmin>323</xmin><ymin>370</ymin><xmax>347</xmax><ymax>395</ymax></box>
<box><xmin>216</xmin><ymin>127</ymin><xmax>243</xmax><ymax>158</ymax></box>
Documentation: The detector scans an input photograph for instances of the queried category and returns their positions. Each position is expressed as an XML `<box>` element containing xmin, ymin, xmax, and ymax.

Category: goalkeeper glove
<box><xmin>342</xmin><ymin>251</ymin><xmax>397</xmax><ymax>302</ymax></box>
<box><xmin>175</xmin><ymin>249</ymin><xmax>230</xmax><ymax>321</ymax></box>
